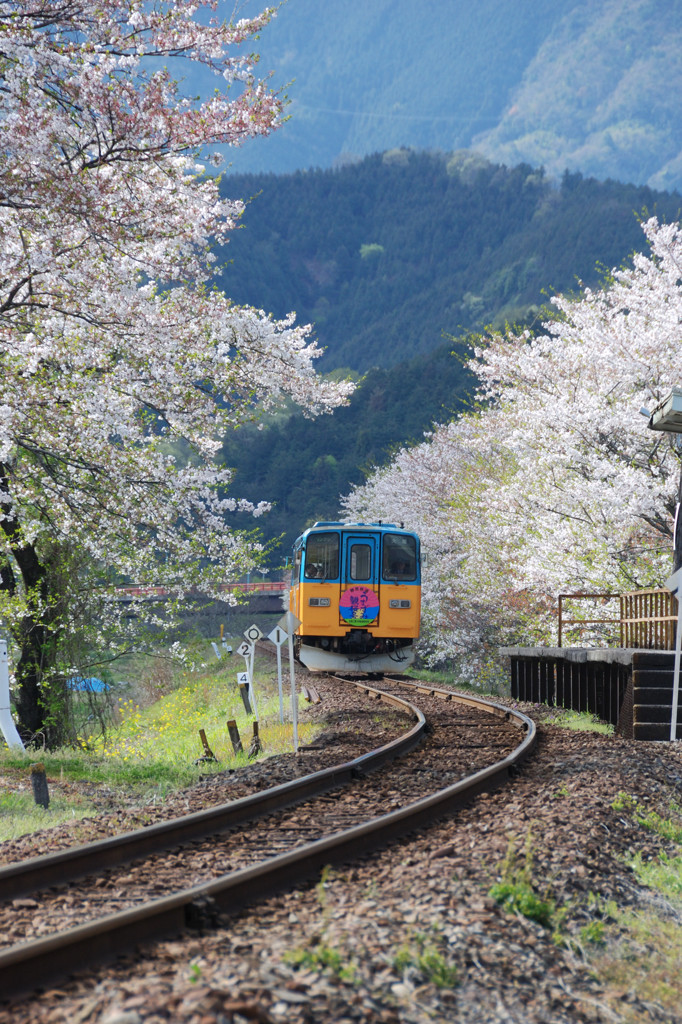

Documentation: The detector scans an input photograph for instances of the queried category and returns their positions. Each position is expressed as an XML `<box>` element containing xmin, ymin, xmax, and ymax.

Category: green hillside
<box><xmin>221</xmin><ymin>340</ymin><xmax>472</xmax><ymax>561</ymax></box>
<box><xmin>217</xmin><ymin>150</ymin><xmax>682</xmax><ymax>561</ymax></box>
<box><xmin>477</xmin><ymin>0</ymin><xmax>682</xmax><ymax>192</ymax></box>
<box><xmin>221</xmin><ymin>0</ymin><xmax>574</xmax><ymax>174</ymax></box>
<box><xmin>219</xmin><ymin>150</ymin><xmax>681</xmax><ymax>373</ymax></box>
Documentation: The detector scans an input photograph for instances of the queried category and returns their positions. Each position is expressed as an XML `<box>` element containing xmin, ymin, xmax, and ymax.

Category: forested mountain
<box><xmin>216</xmin><ymin>0</ymin><xmax>682</xmax><ymax>193</ymax></box>
<box><xmin>219</xmin><ymin>150</ymin><xmax>681</xmax><ymax>373</ymax></box>
<box><xmin>221</xmin><ymin>340</ymin><xmax>472</xmax><ymax>560</ymax></box>
<box><xmin>218</xmin><ymin>150</ymin><xmax>682</xmax><ymax>561</ymax></box>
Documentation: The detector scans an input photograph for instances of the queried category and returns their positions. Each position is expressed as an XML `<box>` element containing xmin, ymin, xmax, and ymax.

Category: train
<box><xmin>288</xmin><ymin>521</ymin><xmax>421</xmax><ymax>673</ymax></box>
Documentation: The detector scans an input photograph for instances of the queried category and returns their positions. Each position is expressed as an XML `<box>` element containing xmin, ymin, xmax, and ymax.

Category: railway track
<box><xmin>0</xmin><ymin>675</ymin><xmax>535</xmax><ymax>1001</ymax></box>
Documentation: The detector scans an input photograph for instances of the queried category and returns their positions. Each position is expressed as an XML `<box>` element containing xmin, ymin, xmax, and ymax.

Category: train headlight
<box><xmin>309</xmin><ymin>597</ymin><xmax>331</xmax><ymax>607</ymax></box>
<box><xmin>389</xmin><ymin>599</ymin><xmax>411</xmax><ymax>609</ymax></box>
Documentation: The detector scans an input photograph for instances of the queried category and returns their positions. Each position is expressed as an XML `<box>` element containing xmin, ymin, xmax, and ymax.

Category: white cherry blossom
<box><xmin>344</xmin><ymin>218</ymin><xmax>682</xmax><ymax>680</ymax></box>
<box><xmin>0</xmin><ymin>2</ymin><xmax>352</xmax><ymax>738</ymax></box>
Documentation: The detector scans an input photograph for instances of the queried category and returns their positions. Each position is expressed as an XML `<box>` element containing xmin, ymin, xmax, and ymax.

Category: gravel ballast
<box><xmin>1</xmin><ymin>694</ymin><xmax>682</xmax><ymax>1024</ymax></box>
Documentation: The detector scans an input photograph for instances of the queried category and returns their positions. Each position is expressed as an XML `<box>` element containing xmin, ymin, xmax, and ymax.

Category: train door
<box><xmin>340</xmin><ymin>533</ymin><xmax>380</xmax><ymax>627</ymax></box>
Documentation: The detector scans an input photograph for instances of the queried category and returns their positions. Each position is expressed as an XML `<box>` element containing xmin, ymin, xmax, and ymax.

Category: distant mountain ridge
<box><xmin>217</xmin><ymin>0</ymin><xmax>682</xmax><ymax>191</ymax></box>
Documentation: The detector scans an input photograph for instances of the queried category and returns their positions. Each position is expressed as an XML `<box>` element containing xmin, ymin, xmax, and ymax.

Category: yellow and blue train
<box><xmin>289</xmin><ymin>521</ymin><xmax>421</xmax><ymax>673</ymax></box>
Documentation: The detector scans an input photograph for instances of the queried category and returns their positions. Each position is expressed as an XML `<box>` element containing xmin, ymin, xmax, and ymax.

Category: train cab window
<box><xmin>292</xmin><ymin>544</ymin><xmax>302</xmax><ymax>584</ymax></box>
<box><xmin>304</xmin><ymin>532</ymin><xmax>339</xmax><ymax>580</ymax></box>
<box><xmin>349</xmin><ymin>543</ymin><xmax>372</xmax><ymax>581</ymax></box>
<box><xmin>382</xmin><ymin>534</ymin><xmax>417</xmax><ymax>581</ymax></box>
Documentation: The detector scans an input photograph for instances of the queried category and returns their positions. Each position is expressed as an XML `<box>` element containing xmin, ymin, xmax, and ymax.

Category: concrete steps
<box><xmin>631</xmin><ymin>653</ymin><xmax>682</xmax><ymax>740</ymax></box>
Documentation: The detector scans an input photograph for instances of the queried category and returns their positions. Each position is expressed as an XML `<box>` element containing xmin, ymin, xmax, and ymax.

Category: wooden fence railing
<box><xmin>558</xmin><ymin>589</ymin><xmax>678</xmax><ymax>650</ymax></box>
<box><xmin>620</xmin><ymin>588</ymin><xmax>677</xmax><ymax>650</ymax></box>
<box><xmin>557</xmin><ymin>593</ymin><xmax>620</xmax><ymax>648</ymax></box>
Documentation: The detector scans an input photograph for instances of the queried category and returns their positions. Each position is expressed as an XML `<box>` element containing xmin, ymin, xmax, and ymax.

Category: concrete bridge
<box><xmin>117</xmin><ymin>580</ymin><xmax>288</xmax><ymax>613</ymax></box>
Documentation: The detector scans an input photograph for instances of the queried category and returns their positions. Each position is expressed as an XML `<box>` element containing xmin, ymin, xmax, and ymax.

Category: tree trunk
<box><xmin>7</xmin><ymin>543</ymin><xmax>55</xmax><ymax>740</ymax></box>
<box><xmin>0</xmin><ymin>469</ymin><xmax>61</xmax><ymax>742</ymax></box>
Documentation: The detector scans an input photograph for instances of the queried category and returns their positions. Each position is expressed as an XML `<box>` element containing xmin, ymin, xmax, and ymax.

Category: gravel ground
<box><xmin>0</xmin><ymin>676</ymin><xmax>412</xmax><ymax>866</ymax></box>
<box><xmin>2</xmin><ymin>696</ymin><xmax>682</xmax><ymax>1024</ymax></box>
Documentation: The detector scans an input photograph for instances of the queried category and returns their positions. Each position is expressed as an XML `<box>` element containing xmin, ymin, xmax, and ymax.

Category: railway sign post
<box><xmin>243</xmin><ymin>625</ymin><xmax>263</xmax><ymax>715</ymax></box>
<box><xmin>211</xmin><ymin>629</ymin><xmax>234</xmax><ymax>662</ymax></box>
<box><xmin>279</xmin><ymin>611</ymin><xmax>301</xmax><ymax>752</ymax></box>
<box><xmin>236</xmin><ymin>639</ymin><xmax>259</xmax><ymax>720</ymax></box>
<box><xmin>236</xmin><ymin>671</ymin><xmax>252</xmax><ymax>714</ymax></box>
<box><xmin>267</xmin><ymin>625</ymin><xmax>288</xmax><ymax>723</ymax></box>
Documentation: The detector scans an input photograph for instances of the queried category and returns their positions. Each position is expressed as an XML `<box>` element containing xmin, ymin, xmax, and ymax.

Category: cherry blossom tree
<box><xmin>344</xmin><ymin>218</ymin><xmax>682</xmax><ymax>680</ymax></box>
<box><xmin>472</xmin><ymin>216</ymin><xmax>682</xmax><ymax>591</ymax></box>
<box><xmin>343</xmin><ymin>411</ymin><xmax>550</xmax><ymax>683</ymax></box>
<box><xmin>0</xmin><ymin>1</ymin><xmax>352</xmax><ymax>740</ymax></box>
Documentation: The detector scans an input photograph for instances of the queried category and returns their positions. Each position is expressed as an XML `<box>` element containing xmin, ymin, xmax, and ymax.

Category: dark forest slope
<box><xmin>217</xmin><ymin>151</ymin><xmax>682</xmax><ymax>560</ymax></box>
<box><xmin>218</xmin><ymin>150</ymin><xmax>681</xmax><ymax>374</ymax></box>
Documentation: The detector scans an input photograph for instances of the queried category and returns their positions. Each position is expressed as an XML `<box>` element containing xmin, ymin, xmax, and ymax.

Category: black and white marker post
<box><xmin>245</xmin><ymin>624</ymin><xmax>263</xmax><ymax>710</ymax></box>
<box><xmin>277</xmin><ymin>611</ymin><xmax>301</xmax><ymax>752</ymax></box>
<box><xmin>267</xmin><ymin>624</ymin><xmax>288</xmax><ymax>723</ymax></box>
<box><xmin>0</xmin><ymin>640</ymin><xmax>24</xmax><ymax>752</ymax></box>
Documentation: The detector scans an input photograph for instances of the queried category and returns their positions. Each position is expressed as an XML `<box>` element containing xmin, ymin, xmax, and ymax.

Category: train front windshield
<box><xmin>298</xmin><ymin>527</ymin><xmax>418</xmax><ymax>584</ymax></box>
<box><xmin>304</xmin><ymin>532</ymin><xmax>339</xmax><ymax>580</ymax></box>
<box><xmin>382</xmin><ymin>533</ymin><xmax>418</xmax><ymax>581</ymax></box>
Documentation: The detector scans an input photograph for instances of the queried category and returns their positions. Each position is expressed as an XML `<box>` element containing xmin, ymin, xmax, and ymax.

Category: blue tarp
<box><xmin>67</xmin><ymin>676</ymin><xmax>110</xmax><ymax>693</ymax></box>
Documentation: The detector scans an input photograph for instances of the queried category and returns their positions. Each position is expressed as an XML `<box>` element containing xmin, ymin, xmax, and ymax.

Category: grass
<box><xmin>283</xmin><ymin>941</ymin><xmax>352</xmax><ymax>979</ymax></box>
<box><xmin>393</xmin><ymin>933</ymin><xmax>459</xmax><ymax>989</ymax></box>
<box><xmin>596</xmin><ymin>911</ymin><xmax>682</xmax><ymax>1019</ymax></box>
<box><xmin>0</xmin><ymin>789</ymin><xmax>96</xmax><ymax>842</ymax></box>
<box><xmin>489</xmin><ymin>828</ymin><xmax>556</xmax><ymax>928</ymax></box>
<box><xmin>0</xmin><ymin>643</ymin><xmax>319</xmax><ymax>842</ymax></box>
<box><xmin>405</xmin><ymin>666</ymin><xmax>460</xmax><ymax>688</ymax></box>
<box><xmin>538</xmin><ymin>707</ymin><xmax>614</xmax><ymax>735</ymax></box>
<box><xmin>405</xmin><ymin>664</ymin><xmax>508</xmax><ymax>697</ymax></box>
<box><xmin>581</xmin><ymin>795</ymin><xmax>682</xmax><ymax>1021</ymax></box>
<box><xmin>283</xmin><ymin>867</ymin><xmax>359</xmax><ymax>983</ymax></box>
<box><xmin>556</xmin><ymin>709</ymin><xmax>613</xmax><ymax>734</ymax></box>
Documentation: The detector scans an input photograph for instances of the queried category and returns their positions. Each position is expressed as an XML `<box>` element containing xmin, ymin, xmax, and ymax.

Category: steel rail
<box><xmin>0</xmin><ymin>683</ymin><xmax>424</xmax><ymax>902</ymax></box>
<box><xmin>0</xmin><ymin>682</ymin><xmax>536</xmax><ymax>1000</ymax></box>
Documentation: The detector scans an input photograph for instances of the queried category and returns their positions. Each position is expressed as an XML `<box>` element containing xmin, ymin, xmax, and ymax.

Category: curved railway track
<box><xmin>0</xmin><ymin>676</ymin><xmax>536</xmax><ymax>1001</ymax></box>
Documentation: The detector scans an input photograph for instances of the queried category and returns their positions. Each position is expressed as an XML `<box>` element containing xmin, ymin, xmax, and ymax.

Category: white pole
<box><xmin>287</xmin><ymin>631</ymin><xmax>298</xmax><ymax>752</ymax></box>
<box><xmin>247</xmin><ymin>644</ymin><xmax>259</xmax><ymax>720</ymax></box>
<box><xmin>276</xmin><ymin>642</ymin><xmax>284</xmax><ymax>724</ymax></box>
<box><xmin>0</xmin><ymin>640</ymin><xmax>25</xmax><ymax>752</ymax></box>
<box><xmin>672</xmin><ymin>597</ymin><xmax>682</xmax><ymax>741</ymax></box>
